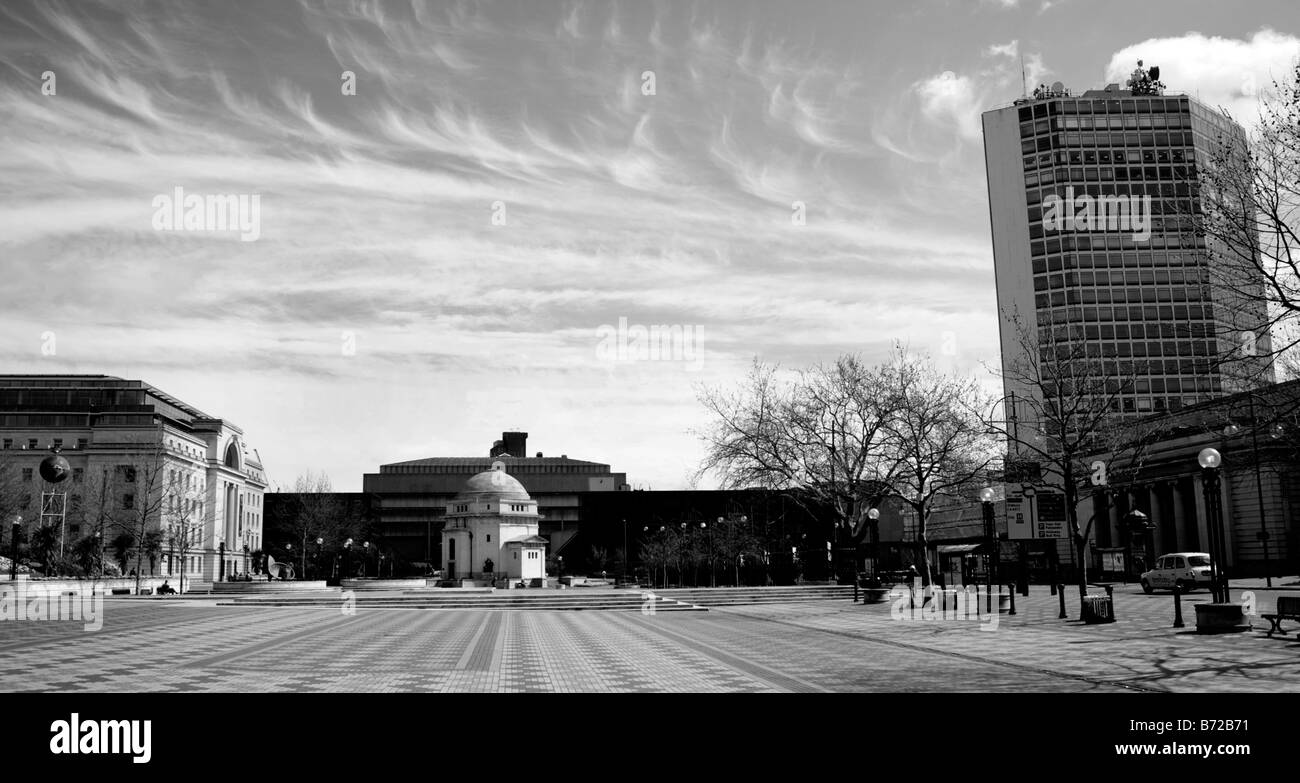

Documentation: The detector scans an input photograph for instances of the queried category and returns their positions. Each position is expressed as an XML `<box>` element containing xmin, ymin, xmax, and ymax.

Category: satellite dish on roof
<box><xmin>1051</xmin><ymin>81</ymin><xmax>1064</xmax><ymax>93</ymax></box>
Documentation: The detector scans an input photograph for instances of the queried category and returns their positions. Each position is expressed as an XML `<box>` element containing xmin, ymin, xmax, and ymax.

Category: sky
<box><xmin>1</xmin><ymin>0</ymin><xmax>1298</xmax><ymax>492</ymax></box>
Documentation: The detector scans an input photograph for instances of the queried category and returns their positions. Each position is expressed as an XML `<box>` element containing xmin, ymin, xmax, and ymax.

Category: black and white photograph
<box><xmin>2</xmin><ymin>0</ymin><xmax>1299</xmax><ymax>765</ymax></box>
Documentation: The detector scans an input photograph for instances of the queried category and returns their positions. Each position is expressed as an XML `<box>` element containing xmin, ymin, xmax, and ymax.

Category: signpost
<box><xmin>1008</xmin><ymin>491</ymin><xmax>1029</xmax><ymax>538</ymax></box>
<box><xmin>1006</xmin><ymin>484</ymin><xmax>1067</xmax><ymax>541</ymax></box>
<box><xmin>1035</xmin><ymin>491</ymin><xmax>1067</xmax><ymax>539</ymax></box>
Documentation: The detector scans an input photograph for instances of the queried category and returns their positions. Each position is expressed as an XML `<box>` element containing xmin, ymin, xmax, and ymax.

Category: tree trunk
<box><xmin>916</xmin><ymin>501</ymin><xmax>934</xmax><ymax>590</ymax></box>
<box><xmin>1064</xmin><ymin>476</ymin><xmax>1088</xmax><ymax>599</ymax></box>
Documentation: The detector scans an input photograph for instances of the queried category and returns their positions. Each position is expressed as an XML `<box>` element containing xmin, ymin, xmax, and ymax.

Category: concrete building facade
<box><xmin>984</xmin><ymin>69</ymin><xmax>1274</xmax><ymax>427</ymax></box>
<box><xmin>362</xmin><ymin>432</ymin><xmax>626</xmax><ymax>566</ymax></box>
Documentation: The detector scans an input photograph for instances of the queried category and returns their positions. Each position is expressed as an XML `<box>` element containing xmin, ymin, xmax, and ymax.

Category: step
<box><xmin>218</xmin><ymin>592</ymin><xmax>705</xmax><ymax>611</ymax></box>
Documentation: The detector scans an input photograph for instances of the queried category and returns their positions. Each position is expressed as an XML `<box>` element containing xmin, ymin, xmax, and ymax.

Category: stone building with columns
<box><xmin>919</xmin><ymin>380</ymin><xmax>1300</xmax><ymax>583</ymax></box>
<box><xmin>1080</xmin><ymin>379</ymin><xmax>1300</xmax><ymax>579</ymax></box>
<box><xmin>0</xmin><ymin>375</ymin><xmax>268</xmax><ymax>587</ymax></box>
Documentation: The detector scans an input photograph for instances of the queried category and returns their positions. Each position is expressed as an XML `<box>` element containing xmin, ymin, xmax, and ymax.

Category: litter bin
<box><xmin>1081</xmin><ymin>593</ymin><xmax>1115</xmax><ymax>624</ymax></box>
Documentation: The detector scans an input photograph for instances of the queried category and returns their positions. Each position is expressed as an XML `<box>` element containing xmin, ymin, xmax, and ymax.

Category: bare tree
<box><xmin>987</xmin><ymin>312</ymin><xmax>1160</xmax><ymax>598</ymax></box>
<box><xmin>114</xmin><ymin>445</ymin><xmax>169</xmax><ymax>594</ymax></box>
<box><xmin>638</xmin><ymin>528</ymin><xmax>675</xmax><ymax>589</ymax></box>
<box><xmin>710</xmin><ymin>515</ymin><xmax>765</xmax><ymax>586</ymax></box>
<box><xmin>288</xmin><ymin>472</ymin><xmax>344</xmax><ymax>578</ymax></box>
<box><xmin>1196</xmin><ymin>63</ymin><xmax>1300</xmax><ymax>384</ymax></box>
<box><xmin>0</xmin><ymin>452</ymin><xmax>23</xmax><ymax>535</ymax></box>
<box><xmin>0</xmin><ymin>453</ymin><xmax>27</xmax><ymax>572</ymax></box>
<box><xmin>695</xmin><ymin>356</ymin><xmax>899</xmax><ymax>579</ymax></box>
<box><xmin>164</xmin><ymin>467</ymin><xmax>206</xmax><ymax>593</ymax></box>
<box><xmin>77</xmin><ymin>466</ymin><xmax>126</xmax><ymax>582</ymax></box>
<box><xmin>877</xmin><ymin>347</ymin><xmax>1000</xmax><ymax>587</ymax></box>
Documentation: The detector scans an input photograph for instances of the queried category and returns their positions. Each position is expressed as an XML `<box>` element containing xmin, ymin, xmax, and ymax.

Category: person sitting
<box><xmin>157</xmin><ymin>581</ymin><xmax>177</xmax><ymax>596</ymax></box>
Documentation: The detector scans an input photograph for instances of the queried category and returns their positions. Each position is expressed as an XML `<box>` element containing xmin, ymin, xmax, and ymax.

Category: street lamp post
<box><xmin>1198</xmin><ymin>448</ymin><xmax>1228</xmax><ymax>604</ymax></box>
<box><xmin>10</xmin><ymin>516</ymin><xmax>21</xmax><ymax>581</ymax></box>
<box><xmin>866</xmin><ymin>507</ymin><xmax>881</xmax><ymax>577</ymax></box>
<box><xmin>658</xmin><ymin>526</ymin><xmax>666</xmax><ymax>588</ymax></box>
<box><xmin>980</xmin><ymin>487</ymin><xmax>996</xmax><ymax>612</ymax></box>
<box><xmin>703</xmin><ymin>521</ymin><xmax>713</xmax><ymax>587</ymax></box>
<box><xmin>679</xmin><ymin>522</ymin><xmax>687</xmax><ymax>587</ymax></box>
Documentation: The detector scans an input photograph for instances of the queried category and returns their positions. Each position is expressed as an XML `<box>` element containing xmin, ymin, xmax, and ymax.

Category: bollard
<box><xmin>1173</xmin><ymin>583</ymin><xmax>1184</xmax><ymax>628</ymax></box>
<box><xmin>1104</xmin><ymin>584</ymin><xmax>1115</xmax><ymax>622</ymax></box>
<box><xmin>1008</xmin><ymin>583</ymin><xmax>1016</xmax><ymax>615</ymax></box>
<box><xmin>1057</xmin><ymin>584</ymin><xmax>1067</xmax><ymax>619</ymax></box>
<box><xmin>1050</xmin><ymin>582</ymin><xmax>1057</xmax><ymax>596</ymax></box>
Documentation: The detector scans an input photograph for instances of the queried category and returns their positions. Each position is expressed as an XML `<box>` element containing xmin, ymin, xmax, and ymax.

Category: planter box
<box><xmin>1194</xmin><ymin>603</ymin><xmax>1251</xmax><ymax>634</ymax></box>
<box><xmin>861</xmin><ymin>588</ymin><xmax>891</xmax><ymax>604</ymax></box>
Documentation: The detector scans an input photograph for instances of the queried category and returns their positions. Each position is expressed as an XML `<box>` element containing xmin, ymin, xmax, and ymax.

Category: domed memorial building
<box><xmin>441</xmin><ymin>461</ymin><xmax>548</xmax><ymax>586</ymax></box>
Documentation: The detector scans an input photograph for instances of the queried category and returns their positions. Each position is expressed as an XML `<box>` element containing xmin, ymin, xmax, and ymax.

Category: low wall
<box><xmin>210</xmin><ymin>581</ymin><xmax>332</xmax><ymax>594</ymax></box>
<box><xmin>0</xmin><ymin>577</ymin><xmax>169</xmax><ymax>596</ymax></box>
<box><xmin>340</xmin><ymin>578</ymin><xmax>427</xmax><ymax>591</ymax></box>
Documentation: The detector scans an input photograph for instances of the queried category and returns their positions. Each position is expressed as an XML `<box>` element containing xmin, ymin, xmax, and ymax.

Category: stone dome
<box><xmin>456</xmin><ymin>461</ymin><xmax>531</xmax><ymax>502</ymax></box>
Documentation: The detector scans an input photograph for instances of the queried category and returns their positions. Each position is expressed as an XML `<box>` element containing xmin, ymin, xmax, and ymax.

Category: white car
<box><xmin>1140</xmin><ymin>552</ymin><xmax>1214</xmax><ymax>594</ymax></box>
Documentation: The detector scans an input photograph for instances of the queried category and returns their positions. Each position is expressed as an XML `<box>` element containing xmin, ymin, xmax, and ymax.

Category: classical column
<box><xmin>1220</xmin><ymin>465</ymin><xmax>1235</xmax><ymax>568</ymax></box>
<box><xmin>1171</xmin><ymin>477</ymin><xmax>1193</xmax><ymax>551</ymax></box>
<box><xmin>1191</xmin><ymin>474</ymin><xmax>1211</xmax><ymax>555</ymax></box>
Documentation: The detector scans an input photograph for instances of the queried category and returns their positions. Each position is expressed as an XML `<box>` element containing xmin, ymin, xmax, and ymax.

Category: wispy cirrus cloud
<box><xmin>1</xmin><ymin>0</ymin><xmax>1288</xmax><ymax>489</ymax></box>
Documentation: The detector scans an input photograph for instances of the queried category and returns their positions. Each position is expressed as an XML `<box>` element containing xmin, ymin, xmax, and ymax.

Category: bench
<box><xmin>875</xmin><ymin>570</ymin><xmax>916</xmax><ymax>586</ymax></box>
<box><xmin>1260</xmin><ymin>595</ymin><xmax>1300</xmax><ymax>638</ymax></box>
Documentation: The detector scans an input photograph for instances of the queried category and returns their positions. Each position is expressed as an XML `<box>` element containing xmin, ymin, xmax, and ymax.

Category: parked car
<box><xmin>1139</xmin><ymin>552</ymin><xmax>1214</xmax><ymax>594</ymax></box>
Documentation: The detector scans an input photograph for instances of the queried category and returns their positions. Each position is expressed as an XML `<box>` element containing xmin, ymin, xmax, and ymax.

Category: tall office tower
<box><xmin>984</xmin><ymin>64</ymin><xmax>1274</xmax><ymax>432</ymax></box>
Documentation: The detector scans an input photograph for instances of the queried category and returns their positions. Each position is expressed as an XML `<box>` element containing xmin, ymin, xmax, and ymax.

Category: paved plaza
<box><xmin>2</xmin><ymin>584</ymin><xmax>1299</xmax><ymax>693</ymax></box>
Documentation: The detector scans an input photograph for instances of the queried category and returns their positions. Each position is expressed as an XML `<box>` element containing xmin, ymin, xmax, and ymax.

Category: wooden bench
<box><xmin>1260</xmin><ymin>595</ymin><xmax>1300</xmax><ymax>637</ymax></box>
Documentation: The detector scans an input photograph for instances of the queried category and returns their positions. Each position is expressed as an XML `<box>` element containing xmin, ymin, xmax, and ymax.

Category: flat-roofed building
<box><xmin>361</xmin><ymin>432</ymin><xmax>626</xmax><ymax>565</ymax></box>
<box><xmin>984</xmin><ymin>66</ymin><xmax>1274</xmax><ymax>429</ymax></box>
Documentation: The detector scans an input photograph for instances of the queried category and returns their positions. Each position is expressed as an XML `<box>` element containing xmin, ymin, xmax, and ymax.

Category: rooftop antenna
<box><xmin>1021</xmin><ymin>54</ymin><xmax>1027</xmax><ymax>97</ymax></box>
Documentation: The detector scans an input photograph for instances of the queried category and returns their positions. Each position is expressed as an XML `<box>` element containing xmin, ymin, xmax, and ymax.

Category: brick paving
<box><xmin>0</xmin><ymin>586</ymin><xmax>1296</xmax><ymax>692</ymax></box>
